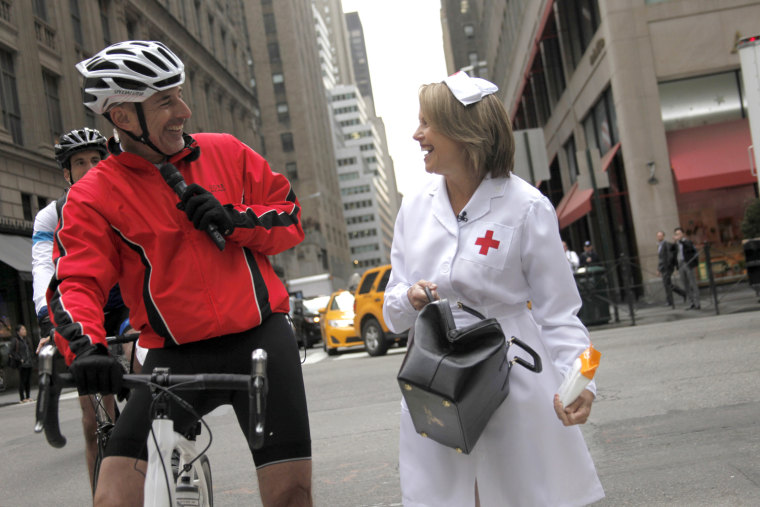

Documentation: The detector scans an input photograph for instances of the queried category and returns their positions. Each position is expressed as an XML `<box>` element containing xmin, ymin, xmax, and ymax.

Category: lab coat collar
<box><xmin>429</xmin><ymin>174</ymin><xmax>508</xmax><ymax>234</ymax></box>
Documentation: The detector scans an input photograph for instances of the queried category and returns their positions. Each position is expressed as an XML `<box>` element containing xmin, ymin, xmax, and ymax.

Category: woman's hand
<box><xmin>35</xmin><ymin>336</ymin><xmax>51</xmax><ymax>354</ymax></box>
<box><xmin>553</xmin><ymin>389</ymin><xmax>594</xmax><ymax>426</ymax></box>
<box><xmin>407</xmin><ymin>280</ymin><xmax>439</xmax><ymax>311</ymax></box>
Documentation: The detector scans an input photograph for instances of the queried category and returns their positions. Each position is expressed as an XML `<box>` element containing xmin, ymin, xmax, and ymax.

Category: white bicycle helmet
<box><xmin>77</xmin><ymin>40</ymin><xmax>185</xmax><ymax>115</ymax></box>
<box><xmin>55</xmin><ymin>127</ymin><xmax>108</xmax><ymax>169</ymax></box>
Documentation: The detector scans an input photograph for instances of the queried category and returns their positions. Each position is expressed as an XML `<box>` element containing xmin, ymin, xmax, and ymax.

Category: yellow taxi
<box><xmin>353</xmin><ymin>264</ymin><xmax>408</xmax><ymax>356</ymax></box>
<box><xmin>319</xmin><ymin>290</ymin><xmax>362</xmax><ymax>355</ymax></box>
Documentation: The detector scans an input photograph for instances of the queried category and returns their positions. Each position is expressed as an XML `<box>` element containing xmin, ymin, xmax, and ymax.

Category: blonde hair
<box><xmin>418</xmin><ymin>82</ymin><xmax>515</xmax><ymax>179</ymax></box>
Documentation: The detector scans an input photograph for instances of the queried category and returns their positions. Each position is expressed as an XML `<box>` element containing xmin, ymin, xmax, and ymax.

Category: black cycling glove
<box><xmin>37</xmin><ymin>311</ymin><xmax>53</xmax><ymax>340</ymax></box>
<box><xmin>178</xmin><ymin>183</ymin><xmax>235</xmax><ymax>236</ymax></box>
<box><xmin>69</xmin><ymin>344</ymin><xmax>123</xmax><ymax>396</ymax></box>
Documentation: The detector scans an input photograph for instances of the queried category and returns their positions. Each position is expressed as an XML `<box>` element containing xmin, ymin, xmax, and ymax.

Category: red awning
<box><xmin>600</xmin><ymin>142</ymin><xmax>621</xmax><ymax>172</ymax></box>
<box><xmin>667</xmin><ymin>118</ymin><xmax>756</xmax><ymax>193</ymax></box>
<box><xmin>556</xmin><ymin>182</ymin><xmax>594</xmax><ymax>229</ymax></box>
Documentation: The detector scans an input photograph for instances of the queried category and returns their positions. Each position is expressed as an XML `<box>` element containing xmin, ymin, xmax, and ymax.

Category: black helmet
<box><xmin>55</xmin><ymin>128</ymin><xmax>108</xmax><ymax>170</ymax></box>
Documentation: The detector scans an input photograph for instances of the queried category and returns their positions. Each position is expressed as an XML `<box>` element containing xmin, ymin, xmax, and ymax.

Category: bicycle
<box><xmin>35</xmin><ymin>343</ymin><xmax>268</xmax><ymax>507</ymax></box>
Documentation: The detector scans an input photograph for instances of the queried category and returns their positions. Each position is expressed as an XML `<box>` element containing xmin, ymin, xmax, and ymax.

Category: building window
<box><xmin>285</xmin><ymin>162</ymin><xmax>298</xmax><ymax>180</ymax></box>
<box><xmin>463</xmin><ymin>24</ymin><xmax>474</xmax><ymax>38</ymax></box>
<box><xmin>555</xmin><ymin>0</ymin><xmax>601</xmax><ymax>72</ymax></box>
<box><xmin>43</xmin><ymin>72</ymin><xmax>63</xmax><ymax>143</ymax></box>
<box><xmin>341</xmin><ymin>184</ymin><xmax>370</xmax><ymax>196</ymax></box>
<box><xmin>565</xmin><ymin>134</ymin><xmax>579</xmax><ymax>178</ymax></box>
<box><xmin>281</xmin><ymin>132</ymin><xmax>294</xmax><ymax>152</ymax></box>
<box><xmin>277</xmin><ymin>102</ymin><xmax>289</xmax><ymax>122</ymax></box>
<box><xmin>220</xmin><ymin>29</ymin><xmax>227</xmax><ymax>66</ymax></box>
<box><xmin>70</xmin><ymin>0</ymin><xmax>83</xmax><ymax>46</ymax></box>
<box><xmin>126</xmin><ymin>17</ymin><xmax>137</xmax><ymax>40</ymax></box>
<box><xmin>38</xmin><ymin>196</ymin><xmax>49</xmax><ymax>211</ymax></box>
<box><xmin>208</xmin><ymin>15</ymin><xmax>216</xmax><ymax>55</ymax></box>
<box><xmin>21</xmin><ymin>193</ymin><xmax>33</xmax><ymax>221</ymax></box>
<box><xmin>268</xmin><ymin>42</ymin><xmax>280</xmax><ymax>63</ymax></box>
<box><xmin>338</xmin><ymin>157</ymin><xmax>357</xmax><ymax>167</ymax></box>
<box><xmin>0</xmin><ymin>49</ymin><xmax>22</xmax><ymax>145</ymax></box>
<box><xmin>32</xmin><ymin>0</ymin><xmax>47</xmax><ymax>21</ymax></box>
<box><xmin>99</xmin><ymin>0</ymin><xmax>111</xmax><ymax>46</ymax></box>
<box><xmin>272</xmin><ymin>73</ymin><xmax>285</xmax><ymax>94</ymax></box>
<box><xmin>264</xmin><ymin>13</ymin><xmax>276</xmax><ymax>34</ymax></box>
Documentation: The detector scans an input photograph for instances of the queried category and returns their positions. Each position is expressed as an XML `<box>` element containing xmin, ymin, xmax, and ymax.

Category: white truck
<box><xmin>286</xmin><ymin>273</ymin><xmax>334</xmax><ymax>299</ymax></box>
<box><xmin>287</xmin><ymin>273</ymin><xmax>334</xmax><ymax>348</ymax></box>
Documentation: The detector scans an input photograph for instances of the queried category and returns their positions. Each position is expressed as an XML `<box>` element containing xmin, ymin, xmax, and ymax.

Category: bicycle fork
<box><xmin>145</xmin><ymin>418</ymin><xmax>179</xmax><ymax>507</ymax></box>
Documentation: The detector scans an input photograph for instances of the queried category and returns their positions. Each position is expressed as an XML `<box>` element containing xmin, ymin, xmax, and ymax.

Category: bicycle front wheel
<box><xmin>198</xmin><ymin>455</ymin><xmax>213</xmax><ymax>507</ymax></box>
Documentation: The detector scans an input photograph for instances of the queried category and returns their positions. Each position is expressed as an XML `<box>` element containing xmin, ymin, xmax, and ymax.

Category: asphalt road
<box><xmin>1</xmin><ymin>310</ymin><xmax>759</xmax><ymax>506</ymax></box>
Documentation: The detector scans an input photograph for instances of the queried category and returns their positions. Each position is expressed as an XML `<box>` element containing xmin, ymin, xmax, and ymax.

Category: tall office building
<box><xmin>441</xmin><ymin>0</ymin><xmax>760</xmax><ymax>298</ymax></box>
<box><xmin>331</xmin><ymin>84</ymin><xmax>396</xmax><ymax>268</ymax></box>
<box><xmin>344</xmin><ymin>11</ymin><xmax>375</xmax><ymax>114</ymax></box>
<box><xmin>0</xmin><ymin>0</ymin><xmax>261</xmax><ymax>336</ymax></box>
<box><xmin>309</xmin><ymin>4</ymin><xmax>401</xmax><ymax>269</ymax></box>
<box><xmin>244</xmin><ymin>0</ymin><xmax>353</xmax><ymax>285</ymax></box>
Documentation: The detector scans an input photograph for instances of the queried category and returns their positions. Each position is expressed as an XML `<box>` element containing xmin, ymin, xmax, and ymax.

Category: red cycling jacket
<box><xmin>48</xmin><ymin>133</ymin><xmax>303</xmax><ymax>365</ymax></box>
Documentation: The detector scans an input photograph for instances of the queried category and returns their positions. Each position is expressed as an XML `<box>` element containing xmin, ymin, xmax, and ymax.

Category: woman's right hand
<box><xmin>407</xmin><ymin>280</ymin><xmax>439</xmax><ymax>311</ymax></box>
<box><xmin>36</xmin><ymin>336</ymin><xmax>51</xmax><ymax>354</ymax></box>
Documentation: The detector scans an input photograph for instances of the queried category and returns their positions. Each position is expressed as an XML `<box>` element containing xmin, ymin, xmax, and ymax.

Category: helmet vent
<box><xmin>112</xmin><ymin>77</ymin><xmax>147</xmax><ymax>91</ymax></box>
<box><xmin>106</xmin><ymin>48</ymin><xmax>137</xmax><ymax>56</ymax></box>
<box><xmin>154</xmin><ymin>74</ymin><xmax>183</xmax><ymax>89</ymax></box>
<box><xmin>156</xmin><ymin>46</ymin><xmax>178</xmax><ymax>68</ymax></box>
<box><xmin>89</xmin><ymin>61</ymin><xmax>119</xmax><ymax>72</ymax></box>
<box><xmin>144</xmin><ymin>51</ymin><xmax>169</xmax><ymax>72</ymax></box>
<box><xmin>124</xmin><ymin>60</ymin><xmax>157</xmax><ymax>78</ymax></box>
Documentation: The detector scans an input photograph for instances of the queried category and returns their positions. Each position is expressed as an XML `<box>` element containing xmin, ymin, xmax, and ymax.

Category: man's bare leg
<box><xmin>79</xmin><ymin>394</ymin><xmax>116</xmax><ymax>491</ymax></box>
<box><xmin>94</xmin><ymin>456</ymin><xmax>147</xmax><ymax>507</ymax></box>
<box><xmin>257</xmin><ymin>459</ymin><xmax>313</xmax><ymax>507</ymax></box>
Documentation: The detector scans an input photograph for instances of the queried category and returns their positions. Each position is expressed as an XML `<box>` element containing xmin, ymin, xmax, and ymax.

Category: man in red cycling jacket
<box><xmin>48</xmin><ymin>41</ymin><xmax>312</xmax><ymax>506</ymax></box>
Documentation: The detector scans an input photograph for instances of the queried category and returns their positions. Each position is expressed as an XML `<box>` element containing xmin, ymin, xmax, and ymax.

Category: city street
<box><xmin>1</xmin><ymin>309</ymin><xmax>759</xmax><ymax>506</ymax></box>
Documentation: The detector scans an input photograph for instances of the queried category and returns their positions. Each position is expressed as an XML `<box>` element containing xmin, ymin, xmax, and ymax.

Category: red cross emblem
<box><xmin>475</xmin><ymin>230</ymin><xmax>500</xmax><ymax>255</ymax></box>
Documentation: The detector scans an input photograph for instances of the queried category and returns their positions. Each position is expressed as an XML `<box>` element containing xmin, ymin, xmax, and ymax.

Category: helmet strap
<box><xmin>105</xmin><ymin>103</ymin><xmax>169</xmax><ymax>161</ymax></box>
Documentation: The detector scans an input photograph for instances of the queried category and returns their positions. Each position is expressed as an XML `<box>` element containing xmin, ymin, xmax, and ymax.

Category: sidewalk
<box><xmin>589</xmin><ymin>280</ymin><xmax>759</xmax><ymax>330</ymax></box>
<box><xmin>3</xmin><ymin>283</ymin><xmax>757</xmax><ymax>409</ymax></box>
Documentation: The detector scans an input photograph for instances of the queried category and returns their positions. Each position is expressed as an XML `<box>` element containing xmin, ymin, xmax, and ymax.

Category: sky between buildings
<box><xmin>341</xmin><ymin>0</ymin><xmax>448</xmax><ymax>197</ymax></box>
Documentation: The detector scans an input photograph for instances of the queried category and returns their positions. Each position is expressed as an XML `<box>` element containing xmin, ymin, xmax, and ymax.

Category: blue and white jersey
<box><xmin>32</xmin><ymin>200</ymin><xmax>59</xmax><ymax>315</ymax></box>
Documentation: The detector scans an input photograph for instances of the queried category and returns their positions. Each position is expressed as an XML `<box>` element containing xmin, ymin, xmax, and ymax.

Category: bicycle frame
<box><xmin>145</xmin><ymin>417</ymin><xmax>211</xmax><ymax>507</ymax></box>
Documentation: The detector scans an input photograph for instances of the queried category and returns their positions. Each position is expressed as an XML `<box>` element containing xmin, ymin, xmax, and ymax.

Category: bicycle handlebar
<box><xmin>34</xmin><ymin>344</ymin><xmax>268</xmax><ymax>451</ymax></box>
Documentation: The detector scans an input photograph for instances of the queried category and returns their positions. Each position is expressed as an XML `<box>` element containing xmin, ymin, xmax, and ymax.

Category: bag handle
<box><xmin>423</xmin><ymin>286</ymin><xmax>486</xmax><ymax>320</ymax></box>
<box><xmin>508</xmin><ymin>336</ymin><xmax>542</xmax><ymax>373</ymax></box>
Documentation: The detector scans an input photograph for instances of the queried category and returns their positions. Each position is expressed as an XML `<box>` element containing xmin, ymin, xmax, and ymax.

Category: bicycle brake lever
<box><xmin>34</xmin><ymin>344</ymin><xmax>56</xmax><ymax>433</ymax></box>
<box><xmin>250</xmin><ymin>349</ymin><xmax>268</xmax><ymax>450</ymax></box>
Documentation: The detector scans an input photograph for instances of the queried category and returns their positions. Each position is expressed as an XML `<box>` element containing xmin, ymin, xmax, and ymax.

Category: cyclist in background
<box><xmin>48</xmin><ymin>41</ymin><xmax>311</xmax><ymax>506</ymax></box>
<box><xmin>32</xmin><ymin>127</ymin><xmax>133</xmax><ymax>492</ymax></box>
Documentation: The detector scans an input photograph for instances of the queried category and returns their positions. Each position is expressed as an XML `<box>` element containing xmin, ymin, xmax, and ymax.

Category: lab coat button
<box><xmin>442</xmin><ymin>262</ymin><xmax>450</xmax><ymax>273</ymax></box>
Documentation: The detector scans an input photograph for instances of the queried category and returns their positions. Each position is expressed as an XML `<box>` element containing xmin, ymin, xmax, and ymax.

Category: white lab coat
<box><xmin>384</xmin><ymin>174</ymin><xmax>604</xmax><ymax>507</ymax></box>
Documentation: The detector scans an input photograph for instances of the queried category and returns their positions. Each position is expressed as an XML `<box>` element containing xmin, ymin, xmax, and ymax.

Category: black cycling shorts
<box><xmin>104</xmin><ymin>313</ymin><xmax>311</xmax><ymax>468</ymax></box>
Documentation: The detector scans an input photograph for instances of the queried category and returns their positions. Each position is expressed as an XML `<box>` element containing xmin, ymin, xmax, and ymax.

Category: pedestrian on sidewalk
<box><xmin>656</xmin><ymin>230</ymin><xmax>686</xmax><ymax>307</ymax></box>
<box><xmin>9</xmin><ymin>324</ymin><xmax>34</xmax><ymax>403</ymax></box>
<box><xmin>579</xmin><ymin>240</ymin><xmax>600</xmax><ymax>268</ymax></box>
<box><xmin>564</xmin><ymin>241</ymin><xmax>580</xmax><ymax>272</ymax></box>
<box><xmin>674</xmin><ymin>227</ymin><xmax>701</xmax><ymax>309</ymax></box>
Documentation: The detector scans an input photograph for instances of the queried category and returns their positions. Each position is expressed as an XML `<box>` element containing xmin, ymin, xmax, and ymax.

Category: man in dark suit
<box><xmin>674</xmin><ymin>227</ymin><xmax>700</xmax><ymax>309</ymax></box>
<box><xmin>579</xmin><ymin>240</ymin><xmax>600</xmax><ymax>268</ymax></box>
<box><xmin>656</xmin><ymin>230</ymin><xmax>686</xmax><ymax>307</ymax></box>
